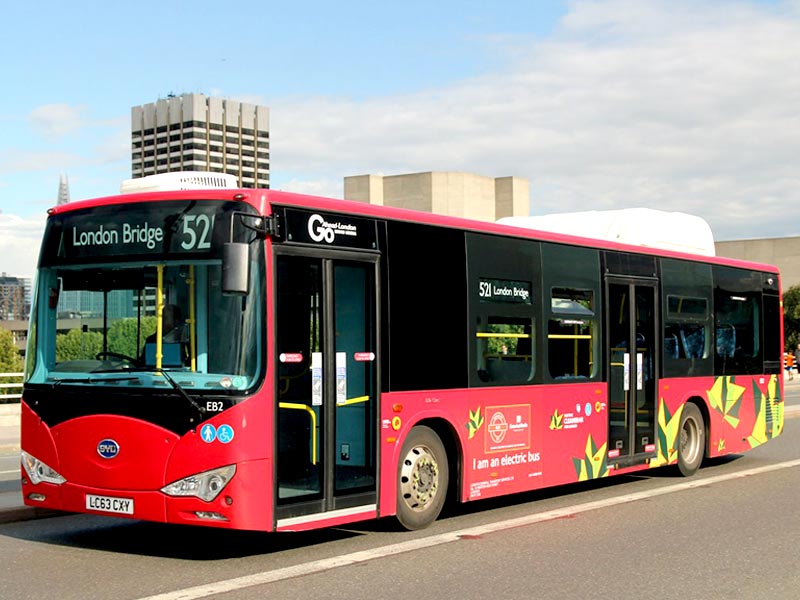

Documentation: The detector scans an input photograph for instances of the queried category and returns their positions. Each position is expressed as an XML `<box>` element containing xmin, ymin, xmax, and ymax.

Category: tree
<box><xmin>107</xmin><ymin>317</ymin><xmax>157</xmax><ymax>358</ymax></box>
<box><xmin>783</xmin><ymin>285</ymin><xmax>800</xmax><ymax>352</ymax></box>
<box><xmin>0</xmin><ymin>328</ymin><xmax>23</xmax><ymax>373</ymax></box>
<box><xmin>55</xmin><ymin>329</ymin><xmax>104</xmax><ymax>362</ymax></box>
<box><xmin>0</xmin><ymin>328</ymin><xmax>24</xmax><ymax>402</ymax></box>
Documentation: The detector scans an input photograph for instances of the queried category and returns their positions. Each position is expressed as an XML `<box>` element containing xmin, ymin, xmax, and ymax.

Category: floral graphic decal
<box><xmin>707</xmin><ymin>376</ymin><xmax>745</xmax><ymax>428</ymax></box>
<box><xmin>650</xmin><ymin>397</ymin><xmax>684</xmax><ymax>468</ymax></box>
<box><xmin>747</xmin><ymin>375</ymin><xmax>784</xmax><ymax>448</ymax></box>
<box><xmin>572</xmin><ymin>435</ymin><xmax>608</xmax><ymax>481</ymax></box>
<box><xmin>466</xmin><ymin>407</ymin><xmax>485</xmax><ymax>440</ymax></box>
<box><xmin>549</xmin><ymin>409</ymin><xmax>564</xmax><ymax>431</ymax></box>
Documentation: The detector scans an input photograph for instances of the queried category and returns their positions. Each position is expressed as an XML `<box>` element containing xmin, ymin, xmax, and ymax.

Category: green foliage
<box><xmin>56</xmin><ymin>329</ymin><xmax>104</xmax><ymax>362</ymax></box>
<box><xmin>108</xmin><ymin>317</ymin><xmax>157</xmax><ymax>358</ymax></box>
<box><xmin>486</xmin><ymin>323</ymin><xmax>523</xmax><ymax>355</ymax></box>
<box><xmin>54</xmin><ymin>317</ymin><xmax>159</xmax><ymax>362</ymax></box>
<box><xmin>0</xmin><ymin>328</ymin><xmax>23</xmax><ymax>373</ymax></box>
<box><xmin>0</xmin><ymin>329</ymin><xmax>23</xmax><ymax>403</ymax></box>
<box><xmin>783</xmin><ymin>285</ymin><xmax>800</xmax><ymax>352</ymax></box>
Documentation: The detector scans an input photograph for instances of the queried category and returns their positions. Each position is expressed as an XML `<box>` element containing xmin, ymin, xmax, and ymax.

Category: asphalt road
<box><xmin>1</xmin><ymin>402</ymin><xmax>799</xmax><ymax>599</ymax></box>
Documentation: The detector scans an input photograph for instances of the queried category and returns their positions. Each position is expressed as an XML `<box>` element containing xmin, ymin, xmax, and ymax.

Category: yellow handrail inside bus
<box><xmin>476</xmin><ymin>332</ymin><xmax>531</xmax><ymax>339</ymax></box>
<box><xmin>156</xmin><ymin>265</ymin><xmax>164</xmax><ymax>370</ymax></box>
<box><xmin>279</xmin><ymin>403</ymin><xmax>317</xmax><ymax>465</ymax></box>
<box><xmin>278</xmin><ymin>395</ymin><xmax>370</xmax><ymax>466</ymax></box>
<box><xmin>338</xmin><ymin>395</ymin><xmax>369</xmax><ymax>406</ymax></box>
<box><xmin>188</xmin><ymin>265</ymin><xmax>197</xmax><ymax>372</ymax></box>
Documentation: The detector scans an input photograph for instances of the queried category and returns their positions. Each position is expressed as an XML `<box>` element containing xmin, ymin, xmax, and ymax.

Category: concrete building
<box><xmin>0</xmin><ymin>275</ymin><xmax>29</xmax><ymax>321</ymax></box>
<box><xmin>716</xmin><ymin>237</ymin><xmax>800</xmax><ymax>289</ymax></box>
<box><xmin>131</xmin><ymin>94</ymin><xmax>270</xmax><ymax>189</ymax></box>
<box><xmin>344</xmin><ymin>172</ymin><xmax>529</xmax><ymax>222</ymax></box>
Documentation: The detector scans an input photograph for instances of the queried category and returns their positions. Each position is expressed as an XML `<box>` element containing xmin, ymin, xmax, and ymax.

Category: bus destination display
<box><xmin>478</xmin><ymin>278</ymin><xmax>532</xmax><ymax>304</ymax></box>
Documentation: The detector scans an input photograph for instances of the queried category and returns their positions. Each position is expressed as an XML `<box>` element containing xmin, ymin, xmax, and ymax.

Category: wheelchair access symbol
<box><xmin>217</xmin><ymin>424</ymin><xmax>235</xmax><ymax>444</ymax></box>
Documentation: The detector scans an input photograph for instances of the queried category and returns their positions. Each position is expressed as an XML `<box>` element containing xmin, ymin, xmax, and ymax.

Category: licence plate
<box><xmin>85</xmin><ymin>494</ymin><xmax>134</xmax><ymax>515</ymax></box>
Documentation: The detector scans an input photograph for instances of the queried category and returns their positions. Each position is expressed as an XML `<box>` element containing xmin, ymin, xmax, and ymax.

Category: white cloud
<box><xmin>274</xmin><ymin>177</ymin><xmax>343</xmax><ymax>199</ymax></box>
<box><xmin>0</xmin><ymin>213</ymin><xmax>47</xmax><ymax>279</ymax></box>
<box><xmin>267</xmin><ymin>0</ymin><xmax>800</xmax><ymax>240</ymax></box>
<box><xmin>0</xmin><ymin>150</ymin><xmax>85</xmax><ymax>175</ymax></box>
<box><xmin>28</xmin><ymin>104</ymin><xmax>87</xmax><ymax>139</ymax></box>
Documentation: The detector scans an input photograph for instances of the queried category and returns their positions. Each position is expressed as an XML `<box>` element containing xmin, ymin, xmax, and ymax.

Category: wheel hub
<box><xmin>400</xmin><ymin>446</ymin><xmax>439</xmax><ymax>512</ymax></box>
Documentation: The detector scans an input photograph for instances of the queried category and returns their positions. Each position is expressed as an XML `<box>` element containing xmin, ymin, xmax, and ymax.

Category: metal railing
<box><xmin>0</xmin><ymin>373</ymin><xmax>23</xmax><ymax>401</ymax></box>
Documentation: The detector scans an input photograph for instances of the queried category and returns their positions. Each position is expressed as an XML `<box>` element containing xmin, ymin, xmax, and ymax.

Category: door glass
<box><xmin>634</xmin><ymin>286</ymin><xmax>657</xmax><ymax>454</ymax></box>
<box><xmin>608</xmin><ymin>283</ymin><xmax>630</xmax><ymax>456</ymax></box>
<box><xmin>608</xmin><ymin>282</ymin><xmax>657</xmax><ymax>459</ymax></box>
<box><xmin>277</xmin><ymin>256</ymin><xmax>323</xmax><ymax>502</ymax></box>
<box><xmin>333</xmin><ymin>263</ymin><xmax>376</xmax><ymax>494</ymax></box>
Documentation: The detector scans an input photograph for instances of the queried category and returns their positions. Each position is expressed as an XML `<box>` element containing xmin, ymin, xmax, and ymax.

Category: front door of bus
<box><xmin>607</xmin><ymin>280</ymin><xmax>658</xmax><ymax>462</ymax></box>
<box><xmin>275</xmin><ymin>253</ymin><xmax>378</xmax><ymax>521</ymax></box>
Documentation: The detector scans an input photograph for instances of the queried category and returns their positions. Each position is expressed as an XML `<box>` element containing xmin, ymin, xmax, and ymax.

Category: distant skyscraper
<box><xmin>57</xmin><ymin>173</ymin><xmax>70</xmax><ymax>205</ymax></box>
<box><xmin>131</xmin><ymin>94</ymin><xmax>270</xmax><ymax>189</ymax></box>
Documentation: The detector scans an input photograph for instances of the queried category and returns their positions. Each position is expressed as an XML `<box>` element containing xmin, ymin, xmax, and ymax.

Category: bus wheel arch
<box><xmin>677</xmin><ymin>399</ymin><xmax>706</xmax><ymax>477</ymax></box>
<box><xmin>396</xmin><ymin>420</ymin><xmax>460</xmax><ymax>530</ymax></box>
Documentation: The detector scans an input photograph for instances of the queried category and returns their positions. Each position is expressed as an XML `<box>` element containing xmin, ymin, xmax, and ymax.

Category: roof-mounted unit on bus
<box><xmin>120</xmin><ymin>172</ymin><xmax>239</xmax><ymax>194</ymax></box>
<box><xmin>498</xmin><ymin>208</ymin><xmax>716</xmax><ymax>257</ymax></box>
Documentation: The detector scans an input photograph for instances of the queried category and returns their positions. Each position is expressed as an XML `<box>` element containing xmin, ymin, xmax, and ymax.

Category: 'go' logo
<box><xmin>308</xmin><ymin>214</ymin><xmax>335</xmax><ymax>243</ymax></box>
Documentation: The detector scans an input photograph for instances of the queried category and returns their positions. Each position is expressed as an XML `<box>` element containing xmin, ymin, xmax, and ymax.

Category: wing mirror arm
<box><xmin>222</xmin><ymin>212</ymin><xmax>273</xmax><ymax>296</ymax></box>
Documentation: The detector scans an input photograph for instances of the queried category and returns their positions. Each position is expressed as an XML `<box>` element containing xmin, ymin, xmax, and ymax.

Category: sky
<box><xmin>1</xmin><ymin>0</ymin><xmax>799</xmax><ymax>279</ymax></box>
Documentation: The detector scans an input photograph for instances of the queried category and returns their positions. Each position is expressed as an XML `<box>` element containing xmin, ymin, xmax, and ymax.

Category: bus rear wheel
<box><xmin>677</xmin><ymin>403</ymin><xmax>705</xmax><ymax>477</ymax></box>
<box><xmin>396</xmin><ymin>426</ymin><xmax>449</xmax><ymax>530</ymax></box>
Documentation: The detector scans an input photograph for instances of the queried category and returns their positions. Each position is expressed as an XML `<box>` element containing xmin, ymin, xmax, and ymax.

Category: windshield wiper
<box><xmin>52</xmin><ymin>376</ymin><xmax>140</xmax><ymax>385</ymax></box>
<box><xmin>54</xmin><ymin>366</ymin><xmax>206</xmax><ymax>425</ymax></box>
<box><xmin>152</xmin><ymin>368</ymin><xmax>206</xmax><ymax>424</ymax></box>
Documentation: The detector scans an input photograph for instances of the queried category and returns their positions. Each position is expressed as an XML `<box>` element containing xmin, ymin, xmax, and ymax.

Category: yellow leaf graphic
<box><xmin>650</xmin><ymin>398</ymin><xmax>682</xmax><ymax>468</ymax></box>
<box><xmin>466</xmin><ymin>407</ymin><xmax>485</xmax><ymax>440</ymax></box>
<box><xmin>707</xmin><ymin>376</ymin><xmax>744</xmax><ymax>429</ymax></box>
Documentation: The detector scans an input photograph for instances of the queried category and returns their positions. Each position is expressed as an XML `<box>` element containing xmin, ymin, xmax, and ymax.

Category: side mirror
<box><xmin>222</xmin><ymin>242</ymin><xmax>249</xmax><ymax>295</ymax></box>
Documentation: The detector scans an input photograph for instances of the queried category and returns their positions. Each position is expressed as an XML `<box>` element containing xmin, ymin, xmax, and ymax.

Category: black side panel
<box><xmin>385</xmin><ymin>222</ymin><xmax>468</xmax><ymax>391</ymax></box>
<box><xmin>604</xmin><ymin>252</ymin><xmax>657</xmax><ymax>278</ymax></box>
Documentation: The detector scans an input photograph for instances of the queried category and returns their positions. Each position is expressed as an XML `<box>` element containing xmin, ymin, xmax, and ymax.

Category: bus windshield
<box><xmin>25</xmin><ymin>200</ymin><xmax>265</xmax><ymax>392</ymax></box>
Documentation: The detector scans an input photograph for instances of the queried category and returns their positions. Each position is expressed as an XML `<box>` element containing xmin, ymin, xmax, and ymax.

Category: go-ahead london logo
<box><xmin>307</xmin><ymin>214</ymin><xmax>358</xmax><ymax>244</ymax></box>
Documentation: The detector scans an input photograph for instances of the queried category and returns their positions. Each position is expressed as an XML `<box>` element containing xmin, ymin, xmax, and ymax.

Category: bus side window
<box><xmin>547</xmin><ymin>288</ymin><xmax>596</xmax><ymax>381</ymax></box>
<box><xmin>660</xmin><ymin>264</ymin><xmax>713</xmax><ymax>378</ymax></box>
<box><xmin>476</xmin><ymin>317</ymin><xmax>533</xmax><ymax>383</ymax></box>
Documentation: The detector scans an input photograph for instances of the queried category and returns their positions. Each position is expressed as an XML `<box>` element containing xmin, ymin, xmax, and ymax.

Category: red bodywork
<box><xmin>22</xmin><ymin>188</ymin><xmax>783</xmax><ymax>531</ymax></box>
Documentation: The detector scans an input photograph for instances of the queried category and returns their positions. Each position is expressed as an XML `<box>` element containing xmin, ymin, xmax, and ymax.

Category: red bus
<box><xmin>21</xmin><ymin>178</ymin><xmax>784</xmax><ymax>531</ymax></box>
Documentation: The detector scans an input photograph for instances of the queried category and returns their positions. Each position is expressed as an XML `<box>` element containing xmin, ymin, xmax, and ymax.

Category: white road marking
<box><xmin>136</xmin><ymin>458</ymin><xmax>800</xmax><ymax>600</ymax></box>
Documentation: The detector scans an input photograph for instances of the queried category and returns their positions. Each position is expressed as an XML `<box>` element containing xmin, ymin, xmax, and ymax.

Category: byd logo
<box><xmin>307</xmin><ymin>214</ymin><xmax>335</xmax><ymax>243</ymax></box>
<box><xmin>97</xmin><ymin>439</ymin><xmax>120</xmax><ymax>459</ymax></box>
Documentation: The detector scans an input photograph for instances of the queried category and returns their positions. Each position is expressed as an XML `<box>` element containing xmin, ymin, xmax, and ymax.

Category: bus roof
<box><xmin>48</xmin><ymin>186</ymin><xmax>779</xmax><ymax>275</ymax></box>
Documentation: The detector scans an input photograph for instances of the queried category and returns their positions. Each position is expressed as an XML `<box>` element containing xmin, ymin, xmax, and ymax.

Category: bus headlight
<box><xmin>161</xmin><ymin>465</ymin><xmax>236</xmax><ymax>502</ymax></box>
<box><xmin>21</xmin><ymin>450</ymin><xmax>66</xmax><ymax>485</ymax></box>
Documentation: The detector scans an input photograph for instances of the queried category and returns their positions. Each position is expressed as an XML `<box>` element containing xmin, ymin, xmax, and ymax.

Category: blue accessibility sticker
<box><xmin>200</xmin><ymin>423</ymin><xmax>217</xmax><ymax>443</ymax></box>
<box><xmin>217</xmin><ymin>424</ymin><xmax>235</xmax><ymax>444</ymax></box>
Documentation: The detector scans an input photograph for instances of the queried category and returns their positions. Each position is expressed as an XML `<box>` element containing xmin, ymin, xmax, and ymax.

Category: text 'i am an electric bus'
<box><xmin>21</xmin><ymin>172</ymin><xmax>784</xmax><ymax>531</ymax></box>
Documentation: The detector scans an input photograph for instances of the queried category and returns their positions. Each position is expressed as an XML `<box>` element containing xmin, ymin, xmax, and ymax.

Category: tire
<box><xmin>677</xmin><ymin>403</ymin><xmax>705</xmax><ymax>477</ymax></box>
<box><xmin>396</xmin><ymin>426</ymin><xmax>449</xmax><ymax>530</ymax></box>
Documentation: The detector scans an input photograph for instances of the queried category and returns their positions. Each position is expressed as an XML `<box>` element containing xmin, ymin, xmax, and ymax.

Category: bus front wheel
<box><xmin>396</xmin><ymin>426</ymin><xmax>449</xmax><ymax>530</ymax></box>
<box><xmin>677</xmin><ymin>403</ymin><xmax>705</xmax><ymax>477</ymax></box>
